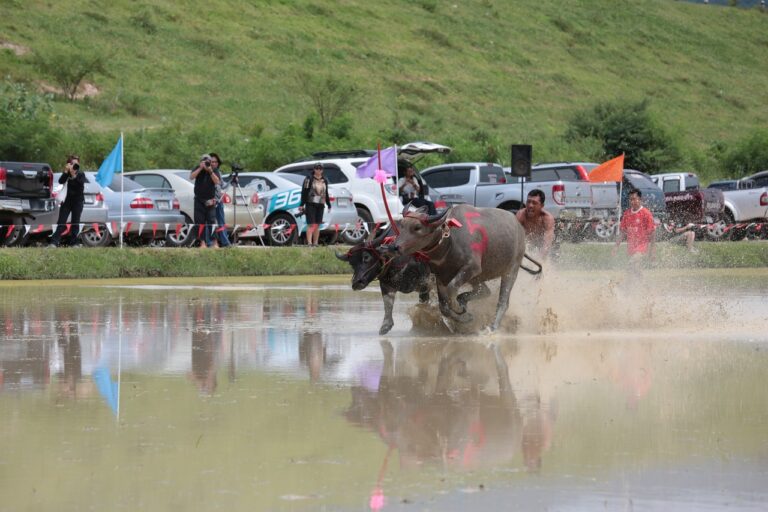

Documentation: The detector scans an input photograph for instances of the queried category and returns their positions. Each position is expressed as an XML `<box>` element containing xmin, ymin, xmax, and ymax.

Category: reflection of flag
<box><xmin>356</xmin><ymin>146</ymin><xmax>397</xmax><ymax>179</ymax></box>
<box><xmin>92</xmin><ymin>366</ymin><xmax>118</xmax><ymax>416</ymax></box>
<box><xmin>589</xmin><ymin>154</ymin><xmax>624</xmax><ymax>182</ymax></box>
<box><xmin>95</xmin><ymin>135</ymin><xmax>123</xmax><ymax>187</ymax></box>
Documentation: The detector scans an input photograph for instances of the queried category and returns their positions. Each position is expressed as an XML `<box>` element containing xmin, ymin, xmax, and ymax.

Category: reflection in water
<box><xmin>56</xmin><ymin>319</ymin><xmax>82</xmax><ymax>400</ymax></box>
<box><xmin>189</xmin><ymin>301</ymin><xmax>220</xmax><ymax>395</ymax></box>
<box><xmin>345</xmin><ymin>340</ymin><xmax>525</xmax><ymax>472</ymax></box>
<box><xmin>0</xmin><ymin>274</ymin><xmax>767</xmax><ymax>511</ymax></box>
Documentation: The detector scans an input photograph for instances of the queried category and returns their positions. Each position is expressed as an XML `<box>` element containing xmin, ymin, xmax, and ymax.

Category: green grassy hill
<box><xmin>1</xmin><ymin>0</ymin><xmax>766</xmax><ymax>171</ymax></box>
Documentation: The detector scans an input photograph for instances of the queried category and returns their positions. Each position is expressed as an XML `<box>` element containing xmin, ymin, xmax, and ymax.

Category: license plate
<box><xmin>157</xmin><ymin>200</ymin><xmax>170</xmax><ymax>210</ymax></box>
<box><xmin>337</xmin><ymin>198</ymin><xmax>350</xmax><ymax>207</ymax></box>
<box><xmin>84</xmin><ymin>196</ymin><xmax>95</xmax><ymax>205</ymax></box>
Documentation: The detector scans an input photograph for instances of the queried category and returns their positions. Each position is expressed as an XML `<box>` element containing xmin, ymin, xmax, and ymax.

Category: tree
<box><xmin>296</xmin><ymin>72</ymin><xmax>357</xmax><ymax>130</ymax></box>
<box><xmin>34</xmin><ymin>49</ymin><xmax>108</xmax><ymax>100</ymax></box>
<box><xmin>565</xmin><ymin>99</ymin><xmax>682</xmax><ymax>174</ymax></box>
<box><xmin>718</xmin><ymin>129</ymin><xmax>768</xmax><ymax>178</ymax></box>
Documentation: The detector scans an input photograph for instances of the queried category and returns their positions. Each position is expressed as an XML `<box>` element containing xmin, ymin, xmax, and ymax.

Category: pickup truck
<box><xmin>517</xmin><ymin>162</ymin><xmax>667</xmax><ymax>241</ymax></box>
<box><xmin>0</xmin><ymin>161</ymin><xmax>56</xmax><ymax>246</ymax></box>
<box><xmin>718</xmin><ymin>171</ymin><xmax>768</xmax><ymax>226</ymax></box>
<box><xmin>419</xmin><ymin>162</ymin><xmax>619</xmax><ymax>221</ymax></box>
<box><xmin>651</xmin><ymin>172</ymin><xmax>725</xmax><ymax>239</ymax></box>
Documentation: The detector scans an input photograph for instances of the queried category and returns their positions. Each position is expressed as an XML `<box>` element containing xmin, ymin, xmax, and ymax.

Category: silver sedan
<box><xmin>98</xmin><ymin>175</ymin><xmax>185</xmax><ymax>246</ymax></box>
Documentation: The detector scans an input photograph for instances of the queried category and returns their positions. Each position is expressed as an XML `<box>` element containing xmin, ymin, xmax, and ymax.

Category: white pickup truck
<box><xmin>717</xmin><ymin>171</ymin><xmax>768</xmax><ymax>224</ymax></box>
<box><xmin>419</xmin><ymin>162</ymin><xmax>618</xmax><ymax>220</ymax></box>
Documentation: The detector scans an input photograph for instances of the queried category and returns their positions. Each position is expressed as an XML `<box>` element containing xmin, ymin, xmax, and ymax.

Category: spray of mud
<box><xmin>409</xmin><ymin>263</ymin><xmax>767</xmax><ymax>336</ymax></box>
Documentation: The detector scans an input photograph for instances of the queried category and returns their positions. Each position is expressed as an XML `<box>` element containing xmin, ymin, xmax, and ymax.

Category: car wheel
<box><xmin>341</xmin><ymin>207</ymin><xmax>373</xmax><ymax>245</ymax></box>
<box><xmin>80</xmin><ymin>226</ymin><xmax>112</xmax><ymax>247</ymax></box>
<box><xmin>593</xmin><ymin>219</ymin><xmax>617</xmax><ymax>241</ymax></box>
<box><xmin>266</xmin><ymin>213</ymin><xmax>296</xmax><ymax>246</ymax></box>
<box><xmin>3</xmin><ymin>220</ymin><xmax>29</xmax><ymax>247</ymax></box>
<box><xmin>165</xmin><ymin>218</ymin><xmax>195</xmax><ymax>247</ymax></box>
<box><xmin>705</xmin><ymin>218</ymin><xmax>728</xmax><ymax>241</ymax></box>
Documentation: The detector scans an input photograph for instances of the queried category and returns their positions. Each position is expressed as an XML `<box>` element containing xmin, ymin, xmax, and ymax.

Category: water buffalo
<box><xmin>392</xmin><ymin>204</ymin><xmax>540</xmax><ymax>332</ymax></box>
<box><xmin>336</xmin><ymin>229</ymin><xmax>431</xmax><ymax>335</ymax></box>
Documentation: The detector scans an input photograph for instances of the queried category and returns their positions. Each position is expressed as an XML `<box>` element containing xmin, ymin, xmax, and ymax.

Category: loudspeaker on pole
<box><xmin>510</xmin><ymin>144</ymin><xmax>532</xmax><ymax>178</ymax></box>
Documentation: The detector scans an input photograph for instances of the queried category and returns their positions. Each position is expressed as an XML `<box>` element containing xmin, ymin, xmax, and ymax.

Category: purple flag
<box><xmin>356</xmin><ymin>146</ymin><xmax>397</xmax><ymax>179</ymax></box>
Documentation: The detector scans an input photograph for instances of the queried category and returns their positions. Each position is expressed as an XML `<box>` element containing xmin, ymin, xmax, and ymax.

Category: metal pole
<box><xmin>119</xmin><ymin>132</ymin><xmax>124</xmax><ymax>249</ymax></box>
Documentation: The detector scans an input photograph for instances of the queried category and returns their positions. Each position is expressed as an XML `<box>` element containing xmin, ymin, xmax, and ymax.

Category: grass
<box><xmin>0</xmin><ymin>0</ymin><xmax>766</xmax><ymax>159</ymax></box>
<box><xmin>0</xmin><ymin>241</ymin><xmax>765</xmax><ymax>281</ymax></box>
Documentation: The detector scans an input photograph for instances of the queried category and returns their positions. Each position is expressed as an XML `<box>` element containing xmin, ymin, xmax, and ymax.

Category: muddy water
<box><xmin>0</xmin><ymin>270</ymin><xmax>767</xmax><ymax>511</ymax></box>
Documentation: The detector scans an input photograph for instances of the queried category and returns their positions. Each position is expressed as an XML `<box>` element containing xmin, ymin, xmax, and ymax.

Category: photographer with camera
<box><xmin>190</xmin><ymin>153</ymin><xmax>221</xmax><ymax>248</ymax></box>
<box><xmin>49</xmin><ymin>155</ymin><xmax>87</xmax><ymax>248</ymax></box>
<box><xmin>299</xmin><ymin>163</ymin><xmax>331</xmax><ymax>247</ymax></box>
<box><xmin>209</xmin><ymin>153</ymin><xmax>231</xmax><ymax>248</ymax></box>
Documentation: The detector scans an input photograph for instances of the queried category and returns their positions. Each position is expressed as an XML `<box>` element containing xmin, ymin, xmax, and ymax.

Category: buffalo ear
<box><xmin>335</xmin><ymin>251</ymin><xmax>350</xmax><ymax>262</ymax></box>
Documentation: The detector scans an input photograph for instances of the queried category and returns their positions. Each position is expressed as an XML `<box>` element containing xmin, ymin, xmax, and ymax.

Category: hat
<box><xmin>200</xmin><ymin>153</ymin><xmax>211</xmax><ymax>161</ymax></box>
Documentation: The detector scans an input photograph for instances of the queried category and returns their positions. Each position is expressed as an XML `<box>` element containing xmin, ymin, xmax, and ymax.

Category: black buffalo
<box><xmin>336</xmin><ymin>229</ymin><xmax>431</xmax><ymax>335</ymax></box>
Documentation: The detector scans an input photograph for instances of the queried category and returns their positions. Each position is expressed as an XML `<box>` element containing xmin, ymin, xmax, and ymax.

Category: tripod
<box><xmin>229</xmin><ymin>163</ymin><xmax>264</xmax><ymax>246</ymax></box>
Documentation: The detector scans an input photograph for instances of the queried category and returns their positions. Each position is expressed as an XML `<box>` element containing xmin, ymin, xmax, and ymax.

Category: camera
<box><xmin>72</xmin><ymin>163</ymin><xmax>80</xmax><ymax>171</ymax></box>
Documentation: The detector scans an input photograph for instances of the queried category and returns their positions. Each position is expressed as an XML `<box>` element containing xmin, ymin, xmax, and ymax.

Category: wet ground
<box><xmin>0</xmin><ymin>269</ymin><xmax>767</xmax><ymax>511</ymax></box>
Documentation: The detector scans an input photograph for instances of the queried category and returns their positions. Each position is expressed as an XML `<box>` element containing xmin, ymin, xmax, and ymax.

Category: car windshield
<box><xmin>107</xmin><ymin>176</ymin><xmax>142</xmax><ymax>192</ymax></box>
<box><xmin>626</xmin><ymin>173</ymin><xmax>654</xmax><ymax>189</ymax></box>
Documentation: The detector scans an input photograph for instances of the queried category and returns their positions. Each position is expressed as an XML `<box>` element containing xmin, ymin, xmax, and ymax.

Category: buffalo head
<box><xmin>336</xmin><ymin>228</ymin><xmax>393</xmax><ymax>290</ymax></box>
<box><xmin>393</xmin><ymin>207</ymin><xmax>449</xmax><ymax>256</ymax></box>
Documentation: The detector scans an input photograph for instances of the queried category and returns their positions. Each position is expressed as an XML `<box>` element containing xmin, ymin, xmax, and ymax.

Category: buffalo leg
<box><xmin>418</xmin><ymin>285</ymin><xmax>430</xmax><ymax>304</ymax></box>
<box><xmin>379</xmin><ymin>284</ymin><xmax>397</xmax><ymax>335</ymax></box>
<box><xmin>444</xmin><ymin>264</ymin><xmax>482</xmax><ymax>323</ymax></box>
<box><xmin>457</xmin><ymin>282</ymin><xmax>490</xmax><ymax>309</ymax></box>
<box><xmin>491</xmin><ymin>266</ymin><xmax>521</xmax><ymax>331</ymax></box>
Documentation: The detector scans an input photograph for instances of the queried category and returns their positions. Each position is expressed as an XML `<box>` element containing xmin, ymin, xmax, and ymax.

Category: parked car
<box><xmin>707</xmin><ymin>180</ymin><xmax>738</xmax><ymax>191</ymax></box>
<box><xmin>421</xmin><ymin>162</ymin><xmax>618</xmax><ymax>223</ymax></box>
<box><xmin>97</xmin><ymin>175</ymin><xmax>185</xmax><ymax>246</ymax></box>
<box><xmin>24</xmin><ymin>173</ymin><xmax>110</xmax><ymax>247</ymax></box>
<box><xmin>277</xmin><ymin>172</ymin><xmax>357</xmax><ymax>245</ymax></box>
<box><xmin>129</xmin><ymin>169</ymin><xmax>207</xmax><ymax>247</ymax></box>
<box><xmin>719</xmin><ymin>171</ymin><xmax>768</xmax><ymax>229</ymax></box>
<box><xmin>0</xmin><ymin>161</ymin><xmax>56</xmax><ymax>246</ymax></box>
<box><xmin>651</xmin><ymin>172</ymin><xmax>725</xmax><ymax>239</ymax></box>
<box><xmin>224</xmin><ymin>172</ymin><xmax>305</xmax><ymax>246</ymax></box>
<box><xmin>274</xmin><ymin>142</ymin><xmax>450</xmax><ymax>244</ymax></box>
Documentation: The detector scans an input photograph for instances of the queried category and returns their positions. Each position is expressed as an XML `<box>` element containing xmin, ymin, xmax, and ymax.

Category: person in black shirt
<box><xmin>49</xmin><ymin>155</ymin><xmax>86</xmax><ymax>247</ymax></box>
<box><xmin>190</xmin><ymin>153</ymin><xmax>220</xmax><ymax>248</ymax></box>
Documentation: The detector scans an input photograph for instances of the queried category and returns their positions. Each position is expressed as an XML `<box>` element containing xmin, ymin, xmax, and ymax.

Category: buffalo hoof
<box><xmin>379</xmin><ymin>321</ymin><xmax>394</xmax><ymax>335</ymax></box>
<box><xmin>448</xmin><ymin>308</ymin><xmax>473</xmax><ymax>324</ymax></box>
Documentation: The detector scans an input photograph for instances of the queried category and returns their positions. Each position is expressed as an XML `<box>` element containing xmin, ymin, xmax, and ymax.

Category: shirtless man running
<box><xmin>516</xmin><ymin>189</ymin><xmax>555</xmax><ymax>259</ymax></box>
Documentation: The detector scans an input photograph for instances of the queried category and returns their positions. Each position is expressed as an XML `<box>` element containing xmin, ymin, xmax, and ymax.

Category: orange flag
<box><xmin>589</xmin><ymin>154</ymin><xmax>625</xmax><ymax>182</ymax></box>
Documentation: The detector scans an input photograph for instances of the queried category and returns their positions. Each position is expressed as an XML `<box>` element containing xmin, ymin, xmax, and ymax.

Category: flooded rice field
<box><xmin>1</xmin><ymin>269</ymin><xmax>767</xmax><ymax>511</ymax></box>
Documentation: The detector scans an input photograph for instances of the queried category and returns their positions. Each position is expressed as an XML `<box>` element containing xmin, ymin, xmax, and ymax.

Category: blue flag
<box><xmin>95</xmin><ymin>135</ymin><xmax>123</xmax><ymax>188</ymax></box>
<box><xmin>92</xmin><ymin>366</ymin><xmax>119</xmax><ymax>416</ymax></box>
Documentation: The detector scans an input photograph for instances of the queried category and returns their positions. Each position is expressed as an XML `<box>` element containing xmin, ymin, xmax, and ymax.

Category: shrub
<box><xmin>717</xmin><ymin>129</ymin><xmax>768</xmax><ymax>178</ymax></box>
<box><xmin>34</xmin><ymin>48</ymin><xmax>108</xmax><ymax>100</ymax></box>
<box><xmin>565</xmin><ymin>99</ymin><xmax>682</xmax><ymax>173</ymax></box>
<box><xmin>295</xmin><ymin>72</ymin><xmax>358</xmax><ymax>130</ymax></box>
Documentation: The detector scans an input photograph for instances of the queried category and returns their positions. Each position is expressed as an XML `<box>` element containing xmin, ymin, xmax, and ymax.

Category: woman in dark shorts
<box><xmin>300</xmin><ymin>163</ymin><xmax>331</xmax><ymax>246</ymax></box>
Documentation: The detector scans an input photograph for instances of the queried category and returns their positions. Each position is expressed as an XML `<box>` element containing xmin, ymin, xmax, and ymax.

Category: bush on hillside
<box><xmin>296</xmin><ymin>73</ymin><xmax>358</xmax><ymax>130</ymax></box>
<box><xmin>34</xmin><ymin>48</ymin><xmax>108</xmax><ymax>100</ymax></box>
<box><xmin>717</xmin><ymin>129</ymin><xmax>768</xmax><ymax>178</ymax></box>
<box><xmin>0</xmin><ymin>80</ymin><xmax>63</xmax><ymax>162</ymax></box>
<box><xmin>565</xmin><ymin>99</ymin><xmax>682</xmax><ymax>174</ymax></box>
